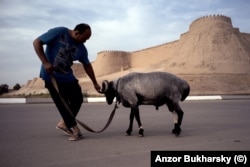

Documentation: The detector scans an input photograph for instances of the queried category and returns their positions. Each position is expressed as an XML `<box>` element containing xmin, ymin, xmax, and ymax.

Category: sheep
<box><xmin>100</xmin><ymin>71</ymin><xmax>190</xmax><ymax>137</ymax></box>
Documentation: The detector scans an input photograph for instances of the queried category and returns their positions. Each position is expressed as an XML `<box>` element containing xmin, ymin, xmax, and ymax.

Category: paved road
<box><xmin>0</xmin><ymin>100</ymin><xmax>249</xmax><ymax>167</ymax></box>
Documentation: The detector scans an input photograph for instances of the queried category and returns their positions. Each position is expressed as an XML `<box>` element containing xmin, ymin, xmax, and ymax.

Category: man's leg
<box><xmin>45</xmin><ymin>81</ymin><xmax>77</xmax><ymax>129</ymax></box>
<box><xmin>57</xmin><ymin>81</ymin><xmax>84</xmax><ymax>141</ymax></box>
<box><xmin>66</xmin><ymin>81</ymin><xmax>83</xmax><ymax>117</ymax></box>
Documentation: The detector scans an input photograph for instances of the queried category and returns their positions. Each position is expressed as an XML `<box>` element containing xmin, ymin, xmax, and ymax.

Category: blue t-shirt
<box><xmin>38</xmin><ymin>27</ymin><xmax>90</xmax><ymax>83</ymax></box>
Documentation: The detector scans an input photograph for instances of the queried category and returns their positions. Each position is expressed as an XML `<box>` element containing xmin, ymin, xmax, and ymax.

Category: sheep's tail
<box><xmin>180</xmin><ymin>82</ymin><xmax>190</xmax><ymax>101</ymax></box>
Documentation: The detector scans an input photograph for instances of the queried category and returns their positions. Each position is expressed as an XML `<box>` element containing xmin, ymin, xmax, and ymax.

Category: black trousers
<box><xmin>45</xmin><ymin>80</ymin><xmax>83</xmax><ymax>128</ymax></box>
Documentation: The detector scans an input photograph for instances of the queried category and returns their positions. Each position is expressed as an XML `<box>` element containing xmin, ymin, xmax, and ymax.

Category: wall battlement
<box><xmin>191</xmin><ymin>14</ymin><xmax>232</xmax><ymax>25</ymax></box>
<box><xmin>189</xmin><ymin>14</ymin><xmax>232</xmax><ymax>30</ymax></box>
<box><xmin>97</xmin><ymin>50</ymin><xmax>131</xmax><ymax>54</ymax></box>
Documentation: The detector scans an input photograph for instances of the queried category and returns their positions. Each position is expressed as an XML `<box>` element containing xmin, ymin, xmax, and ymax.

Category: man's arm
<box><xmin>33</xmin><ymin>38</ymin><xmax>53</xmax><ymax>73</ymax></box>
<box><xmin>83</xmin><ymin>63</ymin><xmax>101</xmax><ymax>92</ymax></box>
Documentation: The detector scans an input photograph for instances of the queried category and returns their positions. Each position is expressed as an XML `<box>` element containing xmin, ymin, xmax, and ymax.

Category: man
<box><xmin>33</xmin><ymin>23</ymin><xmax>101</xmax><ymax>141</ymax></box>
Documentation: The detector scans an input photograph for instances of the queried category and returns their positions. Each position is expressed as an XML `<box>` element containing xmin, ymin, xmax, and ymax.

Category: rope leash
<box><xmin>50</xmin><ymin>74</ymin><xmax>118</xmax><ymax>133</ymax></box>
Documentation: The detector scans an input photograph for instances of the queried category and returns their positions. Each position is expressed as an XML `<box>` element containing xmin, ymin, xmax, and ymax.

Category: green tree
<box><xmin>13</xmin><ymin>83</ymin><xmax>21</xmax><ymax>90</ymax></box>
<box><xmin>0</xmin><ymin>84</ymin><xmax>9</xmax><ymax>95</ymax></box>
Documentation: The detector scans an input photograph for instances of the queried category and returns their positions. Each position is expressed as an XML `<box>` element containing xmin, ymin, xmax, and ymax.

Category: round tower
<box><xmin>93</xmin><ymin>50</ymin><xmax>131</xmax><ymax>77</ymax></box>
<box><xmin>172</xmin><ymin>14</ymin><xmax>250</xmax><ymax>74</ymax></box>
<box><xmin>189</xmin><ymin>14</ymin><xmax>233</xmax><ymax>33</ymax></box>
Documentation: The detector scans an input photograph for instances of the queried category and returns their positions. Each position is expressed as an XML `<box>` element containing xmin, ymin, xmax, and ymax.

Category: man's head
<box><xmin>73</xmin><ymin>23</ymin><xmax>91</xmax><ymax>43</ymax></box>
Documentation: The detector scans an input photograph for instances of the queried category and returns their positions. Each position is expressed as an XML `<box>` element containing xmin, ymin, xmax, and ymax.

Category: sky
<box><xmin>0</xmin><ymin>0</ymin><xmax>250</xmax><ymax>87</ymax></box>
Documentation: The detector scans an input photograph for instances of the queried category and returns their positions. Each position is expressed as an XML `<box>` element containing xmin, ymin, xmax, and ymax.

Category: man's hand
<box><xmin>94</xmin><ymin>83</ymin><xmax>101</xmax><ymax>93</ymax></box>
<box><xmin>83</xmin><ymin>63</ymin><xmax>102</xmax><ymax>93</ymax></box>
<box><xmin>43</xmin><ymin>62</ymin><xmax>54</xmax><ymax>74</ymax></box>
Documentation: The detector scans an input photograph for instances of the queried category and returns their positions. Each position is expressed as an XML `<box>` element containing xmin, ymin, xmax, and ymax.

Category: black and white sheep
<box><xmin>101</xmin><ymin>71</ymin><xmax>190</xmax><ymax>136</ymax></box>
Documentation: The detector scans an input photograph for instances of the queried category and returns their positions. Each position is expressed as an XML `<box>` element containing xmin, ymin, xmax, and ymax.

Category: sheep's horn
<box><xmin>100</xmin><ymin>80</ymin><xmax>109</xmax><ymax>93</ymax></box>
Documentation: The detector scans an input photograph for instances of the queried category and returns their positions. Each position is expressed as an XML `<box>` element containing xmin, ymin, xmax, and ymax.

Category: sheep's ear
<box><xmin>101</xmin><ymin>80</ymin><xmax>109</xmax><ymax>93</ymax></box>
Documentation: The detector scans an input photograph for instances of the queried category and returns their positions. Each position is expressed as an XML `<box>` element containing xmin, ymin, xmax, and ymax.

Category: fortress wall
<box><xmin>72</xmin><ymin>63</ymin><xmax>86</xmax><ymax>78</ymax></box>
<box><xmin>93</xmin><ymin>50</ymin><xmax>131</xmax><ymax>77</ymax></box>
<box><xmin>25</xmin><ymin>80</ymin><xmax>32</xmax><ymax>87</ymax></box>
<box><xmin>28</xmin><ymin>78</ymin><xmax>37</xmax><ymax>88</ymax></box>
<box><xmin>189</xmin><ymin>14</ymin><xmax>233</xmax><ymax>33</ymax></box>
<box><xmin>130</xmin><ymin>40</ymin><xmax>179</xmax><ymax>68</ymax></box>
<box><xmin>90</xmin><ymin>14</ymin><xmax>249</xmax><ymax>76</ymax></box>
<box><xmin>172</xmin><ymin>14</ymin><xmax>250</xmax><ymax>74</ymax></box>
<box><xmin>32</xmin><ymin>78</ymin><xmax>44</xmax><ymax>88</ymax></box>
<box><xmin>14</xmin><ymin>14</ymin><xmax>250</xmax><ymax>95</ymax></box>
<box><xmin>241</xmin><ymin>32</ymin><xmax>250</xmax><ymax>44</ymax></box>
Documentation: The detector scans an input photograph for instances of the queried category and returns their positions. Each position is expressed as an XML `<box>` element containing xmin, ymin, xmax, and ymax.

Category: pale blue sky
<box><xmin>0</xmin><ymin>0</ymin><xmax>249</xmax><ymax>87</ymax></box>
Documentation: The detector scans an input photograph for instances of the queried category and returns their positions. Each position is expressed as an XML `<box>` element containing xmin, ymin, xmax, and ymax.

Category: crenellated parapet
<box><xmin>193</xmin><ymin>14</ymin><xmax>231</xmax><ymax>23</ymax></box>
<box><xmin>189</xmin><ymin>14</ymin><xmax>232</xmax><ymax>31</ymax></box>
<box><xmin>97</xmin><ymin>50</ymin><xmax>131</xmax><ymax>55</ymax></box>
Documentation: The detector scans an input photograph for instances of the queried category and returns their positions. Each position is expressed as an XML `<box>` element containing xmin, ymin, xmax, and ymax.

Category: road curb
<box><xmin>0</xmin><ymin>95</ymin><xmax>250</xmax><ymax>104</ymax></box>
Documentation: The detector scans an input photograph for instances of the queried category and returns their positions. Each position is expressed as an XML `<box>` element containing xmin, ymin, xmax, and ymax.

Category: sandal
<box><xmin>69</xmin><ymin>133</ymin><xmax>83</xmax><ymax>141</ymax></box>
<box><xmin>56</xmin><ymin>125</ymin><xmax>73</xmax><ymax>136</ymax></box>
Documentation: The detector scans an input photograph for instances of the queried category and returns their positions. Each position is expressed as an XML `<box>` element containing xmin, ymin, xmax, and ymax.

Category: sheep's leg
<box><xmin>171</xmin><ymin>111</ymin><xmax>181</xmax><ymax>136</ymax></box>
<box><xmin>166</xmin><ymin>101</ymin><xmax>181</xmax><ymax>135</ymax></box>
<box><xmin>172</xmin><ymin>103</ymin><xmax>184</xmax><ymax>136</ymax></box>
<box><xmin>172</xmin><ymin>111</ymin><xmax>178</xmax><ymax>124</ymax></box>
<box><xmin>126</xmin><ymin>109</ymin><xmax>135</xmax><ymax>136</ymax></box>
<box><xmin>134</xmin><ymin>108</ymin><xmax>144</xmax><ymax>137</ymax></box>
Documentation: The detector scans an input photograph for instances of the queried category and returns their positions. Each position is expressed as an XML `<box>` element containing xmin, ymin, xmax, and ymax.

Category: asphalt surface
<box><xmin>0</xmin><ymin>100</ymin><xmax>250</xmax><ymax>167</ymax></box>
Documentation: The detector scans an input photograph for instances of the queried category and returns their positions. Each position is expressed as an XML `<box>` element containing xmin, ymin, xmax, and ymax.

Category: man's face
<box><xmin>75</xmin><ymin>29</ymin><xmax>91</xmax><ymax>43</ymax></box>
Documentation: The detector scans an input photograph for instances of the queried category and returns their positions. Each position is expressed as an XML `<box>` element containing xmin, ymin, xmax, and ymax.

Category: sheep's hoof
<box><xmin>172</xmin><ymin>127</ymin><xmax>181</xmax><ymax>136</ymax></box>
<box><xmin>126</xmin><ymin>130</ymin><xmax>132</xmax><ymax>136</ymax></box>
<box><xmin>138</xmin><ymin>128</ymin><xmax>144</xmax><ymax>137</ymax></box>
